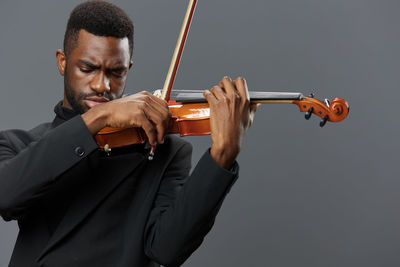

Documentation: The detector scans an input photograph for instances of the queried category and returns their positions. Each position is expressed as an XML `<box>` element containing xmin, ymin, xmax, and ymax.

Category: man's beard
<box><xmin>63</xmin><ymin>67</ymin><xmax>87</xmax><ymax>114</ymax></box>
<box><xmin>64</xmin><ymin>85</ymin><xmax>87</xmax><ymax>114</ymax></box>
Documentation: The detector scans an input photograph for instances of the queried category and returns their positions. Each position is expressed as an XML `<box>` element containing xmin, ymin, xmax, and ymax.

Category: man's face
<box><xmin>57</xmin><ymin>29</ymin><xmax>132</xmax><ymax>114</ymax></box>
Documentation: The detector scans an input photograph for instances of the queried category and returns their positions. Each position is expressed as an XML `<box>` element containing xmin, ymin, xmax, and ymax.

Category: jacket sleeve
<box><xmin>0</xmin><ymin>116</ymin><xmax>99</xmax><ymax>221</ymax></box>
<box><xmin>144</xmin><ymin>143</ymin><xmax>239</xmax><ymax>266</ymax></box>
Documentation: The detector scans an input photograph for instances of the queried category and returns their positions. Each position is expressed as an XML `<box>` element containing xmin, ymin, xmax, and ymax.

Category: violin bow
<box><xmin>161</xmin><ymin>0</ymin><xmax>197</xmax><ymax>101</ymax></box>
<box><xmin>149</xmin><ymin>0</ymin><xmax>198</xmax><ymax>160</ymax></box>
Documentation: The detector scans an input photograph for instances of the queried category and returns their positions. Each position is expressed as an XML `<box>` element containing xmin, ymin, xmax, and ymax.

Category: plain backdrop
<box><xmin>1</xmin><ymin>0</ymin><xmax>399</xmax><ymax>266</ymax></box>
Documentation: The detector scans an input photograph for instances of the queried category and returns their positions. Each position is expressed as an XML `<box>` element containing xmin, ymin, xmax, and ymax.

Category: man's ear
<box><xmin>129</xmin><ymin>60</ymin><xmax>134</xmax><ymax>69</ymax></box>
<box><xmin>56</xmin><ymin>49</ymin><xmax>66</xmax><ymax>76</ymax></box>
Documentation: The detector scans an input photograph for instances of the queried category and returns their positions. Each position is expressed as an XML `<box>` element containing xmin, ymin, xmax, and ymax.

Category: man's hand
<box><xmin>82</xmin><ymin>91</ymin><xmax>171</xmax><ymax>146</ymax></box>
<box><xmin>204</xmin><ymin>76</ymin><xmax>258</xmax><ymax>169</ymax></box>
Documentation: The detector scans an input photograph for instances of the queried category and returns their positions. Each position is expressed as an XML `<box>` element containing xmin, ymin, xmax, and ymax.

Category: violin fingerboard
<box><xmin>172</xmin><ymin>90</ymin><xmax>303</xmax><ymax>103</ymax></box>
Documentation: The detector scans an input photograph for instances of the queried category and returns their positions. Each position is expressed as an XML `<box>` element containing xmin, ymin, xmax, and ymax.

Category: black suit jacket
<box><xmin>0</xmin><ymin>106</ymin><xmax>238</xmax><ymax>267</ymax></box>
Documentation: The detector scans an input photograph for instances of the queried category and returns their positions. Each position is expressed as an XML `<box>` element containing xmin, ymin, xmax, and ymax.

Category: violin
<box><xmin>94</xmin><ymin>0</ymin><xmax>349</xmax><ymax>157</ymax></box>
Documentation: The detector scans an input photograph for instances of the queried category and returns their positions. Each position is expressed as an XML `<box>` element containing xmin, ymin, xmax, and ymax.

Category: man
<box><xmin>0</xmin><ymin>1</ymin><xmax>257</xmax><ymax>266</ymax></box>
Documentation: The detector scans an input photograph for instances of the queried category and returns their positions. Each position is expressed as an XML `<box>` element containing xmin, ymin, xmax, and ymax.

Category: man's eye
<box><xmin>80</xmin><ymin>68</ymin><xmax>93</xmax><ymax>73</ymax></box>
<box><xmin>112</xmin><ymin>71</ymin><xmax>123</xmax><ymax>78</ymax></box>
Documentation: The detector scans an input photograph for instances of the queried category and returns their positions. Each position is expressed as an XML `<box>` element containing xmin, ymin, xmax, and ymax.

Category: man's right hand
<box><xmin>81</xmin><ymin>91</ymin><xmax>171</xmax><ymax>146</ymax></box>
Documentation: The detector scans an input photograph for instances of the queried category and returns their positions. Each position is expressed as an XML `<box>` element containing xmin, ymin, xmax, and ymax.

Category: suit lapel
<box><xmin>37</xmin><ymin>152</ymin><xmax>145</xmax><ymax>262</ymax></box>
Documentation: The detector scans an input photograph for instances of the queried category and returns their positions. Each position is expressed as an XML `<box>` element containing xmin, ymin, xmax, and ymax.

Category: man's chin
<box><xmin>70</xmin><ymin>102</ymin><xmax>88</xmax><ymax>115</ymax></box>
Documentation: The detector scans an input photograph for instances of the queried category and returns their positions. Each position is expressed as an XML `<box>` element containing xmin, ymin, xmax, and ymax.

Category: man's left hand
<box><xmin>203</xmin><ymin>76</ymin><xmax>258</xmax><ymax>169</ymax></box>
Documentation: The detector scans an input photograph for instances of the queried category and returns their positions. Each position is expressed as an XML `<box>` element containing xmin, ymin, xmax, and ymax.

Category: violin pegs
<box><xmin>324</xmin><ymin>98</ymin><xmax>330</xmax><ymax>107</ymax></box>
<box><xmin>305</xmin><ymin>107</ymin><xmax>313</xmax><ymax>120</ymax></box>
<box><xmin>309</xmin><ymin>93</ymin><xmax>315</xmax><ymax>98</ymax></box>
<box><xmin>320</xmin><ymin>115</ymin><xmax>329</xmax><ymax>127</ymax></box>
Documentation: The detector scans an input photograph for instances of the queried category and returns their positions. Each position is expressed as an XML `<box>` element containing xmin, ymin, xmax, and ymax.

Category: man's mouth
<box><xmin>84</xmin><ymin>96</ymin><xmax>109</xmax><ymax>108</ymax></box>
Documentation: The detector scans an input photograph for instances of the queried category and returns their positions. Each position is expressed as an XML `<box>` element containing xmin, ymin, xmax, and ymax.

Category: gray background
<box><xmin>0</xmin><ymin>0</ymin><xmax>399</xmax><ymax>266</ymax></box>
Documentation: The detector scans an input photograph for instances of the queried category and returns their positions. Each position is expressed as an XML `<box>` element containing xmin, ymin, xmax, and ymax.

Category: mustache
<box><xmin>80</xmin><ymin>92</ymin><xmax>111</xmax><ymax>101</ymax></box>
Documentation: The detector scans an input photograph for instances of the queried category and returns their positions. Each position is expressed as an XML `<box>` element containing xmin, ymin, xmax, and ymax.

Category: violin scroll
<box><xmin>294</xmin><ymin>96</ymin><xmax>349</xmax><ymax>127</ymax></box>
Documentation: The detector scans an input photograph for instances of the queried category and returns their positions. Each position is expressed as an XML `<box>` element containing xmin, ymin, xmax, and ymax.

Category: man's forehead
<box><xmin>72</xmin><ymin>29</ymin><xmax>130</xmax><ymax>61</ymax></box>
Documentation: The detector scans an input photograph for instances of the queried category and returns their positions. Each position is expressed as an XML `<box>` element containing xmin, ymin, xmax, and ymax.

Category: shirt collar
<box><xmin>52</xmin><ymin>101</ymin><xmax>79</xmax><ymax>127</ymax></box>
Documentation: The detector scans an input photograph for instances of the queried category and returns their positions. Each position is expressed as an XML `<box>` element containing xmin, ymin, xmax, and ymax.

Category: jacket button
<box><xmin>74</xmin><ymin>146</ymin><xmax>85</xmax><ymax>157</ymax></box>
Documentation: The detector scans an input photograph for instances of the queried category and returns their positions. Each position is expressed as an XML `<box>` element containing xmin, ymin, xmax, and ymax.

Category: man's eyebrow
<box><xmin>110</xmin><ymin>66</ymin><xmax>128</xmax><ymax>72</ymax></box>
<box><xmin>78</xmin><ymin>59</ymin><xmax>99</xmax><ymax>69</ymax></box>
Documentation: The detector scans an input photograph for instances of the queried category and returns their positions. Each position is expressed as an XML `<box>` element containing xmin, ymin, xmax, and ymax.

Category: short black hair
<box><xmin>63</xmin><ymin>0</ymin><xmax>134</xmax><ymax>57</ymax></box>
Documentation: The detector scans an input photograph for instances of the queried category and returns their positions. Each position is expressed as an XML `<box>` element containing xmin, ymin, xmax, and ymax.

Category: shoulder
<box><xmin>0</xmin><ymin>122</ymin><xmax>52</xmax><ymax>152</ymax></box>
<box><xmin>29</xmin><ymin>122</ymin><xmax>53</xmax><ymax>138</ymax></box>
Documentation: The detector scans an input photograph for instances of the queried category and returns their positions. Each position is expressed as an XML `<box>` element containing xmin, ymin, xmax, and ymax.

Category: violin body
<box><xmin>94</xmin><ymin>100</ymin><xmax>211</xmax><ymax>149</ymax></box>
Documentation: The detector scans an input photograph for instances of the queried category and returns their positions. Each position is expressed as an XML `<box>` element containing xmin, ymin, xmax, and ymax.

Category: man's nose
<box><xmin>90</xmin><ymin>71</ymin><xmax>110</xmax><ymax>94</ymax></box>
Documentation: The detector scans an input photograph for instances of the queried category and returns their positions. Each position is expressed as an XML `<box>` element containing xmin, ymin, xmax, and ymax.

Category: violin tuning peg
<box><xmin>305</xmin><ymin>107</ymin><xmax>313</xmax><ymax>120</ymax></box>
<box><xmin>309</xmin><ymin>93</ymin><xmax>315</xmax><ymax>98</ymax></box>
<box><xmin>320</xmin><ymin>115</ymin><xmax>329</xmax><ymax>127</ymax></box>
<box><xmin>324</xmin><ymin>98</ymin><xmax>330</xmax><ymax>107</ymax></box>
